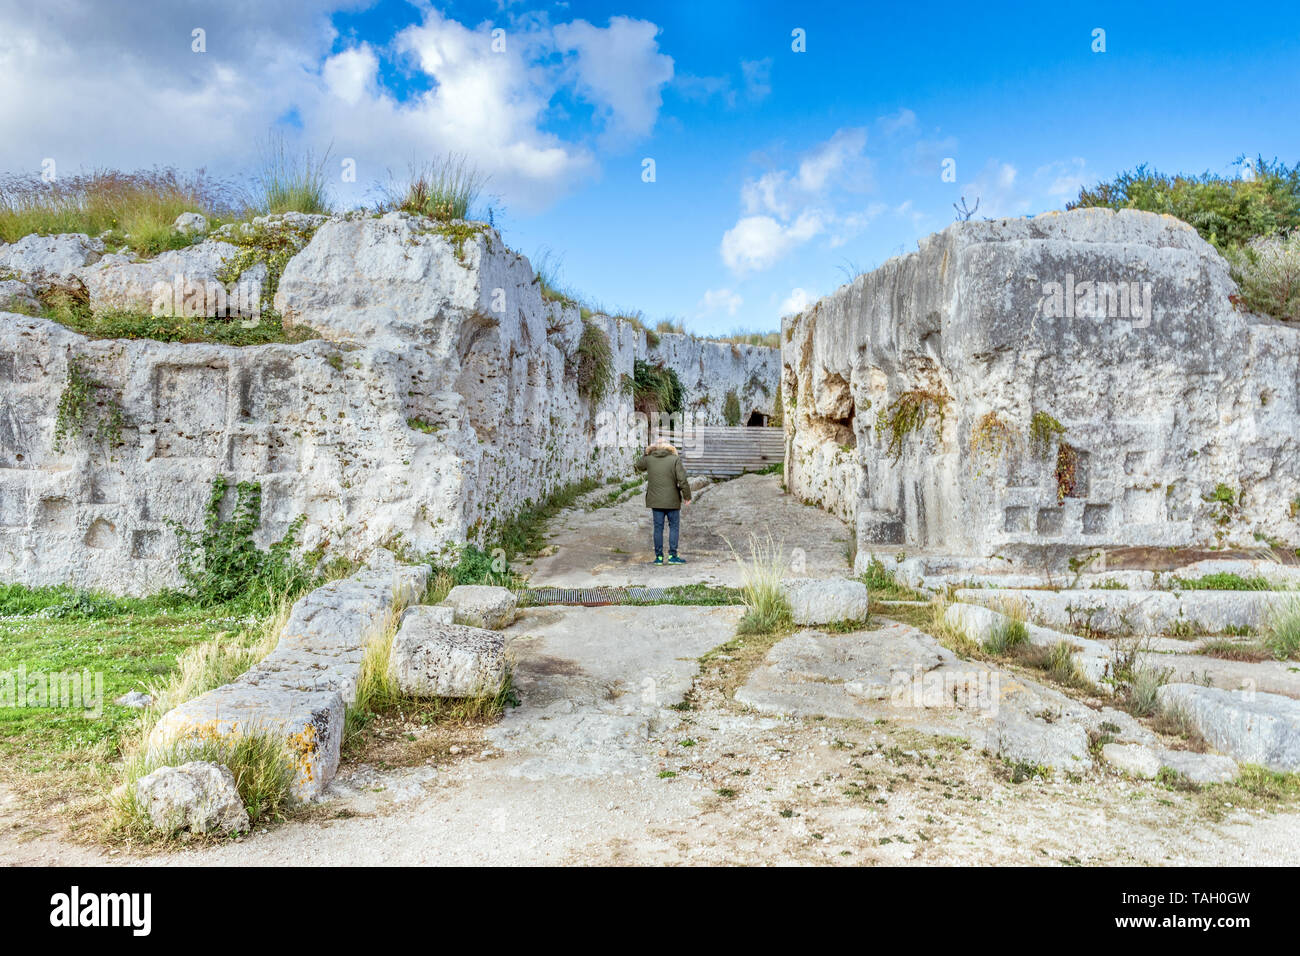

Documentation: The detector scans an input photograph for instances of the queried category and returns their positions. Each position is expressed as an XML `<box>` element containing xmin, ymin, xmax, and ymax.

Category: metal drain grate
<box><xmin>517</xmin><ymin>586</ymin><xmax>672</xmax><ymax>607</ymax></box>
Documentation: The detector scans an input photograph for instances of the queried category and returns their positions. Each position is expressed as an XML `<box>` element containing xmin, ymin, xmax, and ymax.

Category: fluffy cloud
<box><xmin>0</xmin><ymin>3</ymin><xmax>674</xmax><ymax>213</ymax></box>
<box><xmin>722</xmin><ymin>126</ymin><xmax>871</xmax><ymax>274</ymax></box>
<box><xmin>554</xmin><ymin>16</ymin><xmax>674</xmax><ymax>144</ymax></box>
<box><xmin>721</xmin><ymin>211</ymin><xmax>823</xmax><ymax>274</ymax></box>
<box><xmin>778</xmin><ymin>287</ymin><xmax>812</xmax><ymax>316</ymax></box>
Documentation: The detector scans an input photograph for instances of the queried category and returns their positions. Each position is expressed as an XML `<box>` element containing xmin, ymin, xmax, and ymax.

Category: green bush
<box><xmin>1068</xmin><ymin>159</ymin><xmax>1300</xmax><ymax>252</ymax></box>
<box><xmin>1069</xmin><ymin>160</ymin><xmax>1300</xmax><ymax>321</ymax></box>
<box><xmin>1224</xmin><ymin>233</ymin><xmax>1300</xmax><ymax>322</ymax></box>
<box><xmin>723</xmin><ymin>389</ymin><xmax>742</xmax><ymax>426</ymax></box>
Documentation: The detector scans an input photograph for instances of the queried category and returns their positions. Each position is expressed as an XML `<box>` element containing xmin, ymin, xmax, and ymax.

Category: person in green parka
<box><xmin>634</xmin><ymin>441</ymin><xmax>691</xmax><ymax>565</ymax></box>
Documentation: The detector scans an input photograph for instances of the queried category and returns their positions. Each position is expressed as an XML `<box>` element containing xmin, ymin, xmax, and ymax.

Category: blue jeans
<box><xmin>652</xmin><ymin>508</ymin><xmax>680</xmax><ymax>557</ymax></box>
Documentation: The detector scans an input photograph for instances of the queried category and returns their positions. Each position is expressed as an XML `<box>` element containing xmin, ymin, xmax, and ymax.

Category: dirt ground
<box><xmin>3</xmin><ymin>477</ymin><xmax>1298</xmax><ymax>867</ymax></box>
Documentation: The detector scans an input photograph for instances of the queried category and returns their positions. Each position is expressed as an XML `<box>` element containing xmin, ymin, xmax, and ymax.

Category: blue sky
<box><xmin>1</xmin><ymin>0</ymin><xmax>1297</xmax><ymax>333</ymax></box>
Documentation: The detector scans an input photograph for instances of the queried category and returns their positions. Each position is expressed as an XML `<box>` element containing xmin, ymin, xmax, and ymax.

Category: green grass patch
<box><xmin>859</xmin><ymin>556</ymin><xmax>928</xmax><ymax>602</ymax></box>
<box><xmin>1170</xmin><ymin>572</ymin><xmax>1273</xmax><ymax>591</ymax></box>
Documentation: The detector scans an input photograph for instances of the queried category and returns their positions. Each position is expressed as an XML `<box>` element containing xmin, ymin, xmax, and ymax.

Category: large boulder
<box><xmin>389</xmin><ymin>610</ymin><xmax>507</xmax><ymax>697</ymax></box>
<box><xmin>134</xmin><ymin>761</ymin><xmax>250</xmax><ymax>835</ymax></box>
<box><xmin>780</xmin><ymin>578</ymin><xmax>868</xmax><ymax>625</ymax></box>
<box><xmin>443</xmin><ymin>585</ymin><xmax>518</xmax><ymax>630</ymax></box>
<box><xmin>0</xmin><ymin>233</ymin><xmax>102</xmax><ymax>291</ymax></box>
<box><xmin>1157</xmin><ymin>684</ymin><xmax>1300</xmax><ymax>772</ymax></box>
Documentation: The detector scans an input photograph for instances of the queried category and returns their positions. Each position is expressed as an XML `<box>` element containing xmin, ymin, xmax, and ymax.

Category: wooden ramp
<box><xmin>651</xmin><ymin>426</ymin><xmax>785</xmax><ymax>477</ymax></box>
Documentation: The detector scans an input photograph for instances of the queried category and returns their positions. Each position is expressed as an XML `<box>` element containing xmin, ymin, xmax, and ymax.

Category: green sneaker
<box><xmin>667</xmin><ymin>554</ymin><xmax>687</xmax><ymax>565</ymax></box>
<box><xmin>653</xmin><ymin>555</ymin><xmax>664</xmax><ymax>565</ymax></box>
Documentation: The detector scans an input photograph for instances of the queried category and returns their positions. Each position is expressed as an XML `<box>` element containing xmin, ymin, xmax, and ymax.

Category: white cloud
<box><xmin>720</xmin><ymin>211</ymin><xmax>823</xmax><ymax>274</ymax></box>
<box><xmin>878</xmin><ymin>108</ymin><xmax>917</xmax><ymax>135</ymax></box>
<box><xmin>1037</xmin><ymin>158</ymin><xmax>1089</xmax><ymax>200</ymax></box>
<box><xmin>960</xmin><ymin>160</ymin><xmax>1030</xmax><ymax>219</ymax></box>
<box><xmin>779</xmin><ymin>287</ymin><xmax>812</xmax><ymax>316</ymax></box>
<box><xmin>554</xmin><ymin>16</ymin><xmax>674</xmax><ymax>144</ymax></box>
<box><xmin>696</xmin><ymin>287</ymin><xmax>743</xmax><ymax>317</ymax></box>
<box><xmin>322</xmin><ymin>45</ymin><xmax>379</xmax><ymax>106</ymax></box>
<box><xmin>722</xmin><ymin>126</ymin><xmax>873</xmax><ymax>274</ymax></box>
<box><xmin>0</xmin><ymin>3</ymin><xmax>673</xmax><ymax>214</ymax></box>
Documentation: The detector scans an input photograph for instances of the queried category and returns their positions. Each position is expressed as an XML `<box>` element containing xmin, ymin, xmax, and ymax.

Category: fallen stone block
<box><xmin>1158</xmin><ymin>749</ymin><xmax>1238</xmax><ymax>784</ymax></box>
<box><xmin>443</xmin><ymin>585</ymin><xmax>518</xmax><ymax>630</ymax></box>
<box><xmin>149</xmin><ymin>684</ymin><xmax>346</xmax><ymax>801</ymax></box>
<box><xmin>390</xmin><ymin>611</ymin><xmax>507</xmax><ymax>698</ymax></box>
<box><xmin>1158</xmin><ymin>683</ymin><xmax>1300</xmax><ymax>772</ymax></box>
<box><xmin>780</xmin><ymin>578</ymin><xmax>869</xmax><ymax>626</ymax></box>
<box><xmin>134</xmin><ymin>761</ymin><xmax>250</xmax><ymax>835</ymax></box>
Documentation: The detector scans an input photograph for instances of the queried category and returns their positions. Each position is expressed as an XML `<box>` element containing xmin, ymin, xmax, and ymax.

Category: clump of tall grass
<box><xmin>731</xmin><ymin>533</ymin><xmax>793</xmax><ymax>636</ymax></box>
<box><xmin>0</xmin><ymin>167</ymin><xmax>240</xmax><ymax>253</ymax></box>
<box><xmin>344</xmin><ymin>606</ymin><xmax>514</xmax><ymax>751</ymax></box>
<box><xmin>250</xmin><ymin>133</ymin><xmax>332</xmax><ymax>216</ymax></box>
<box><xmin>1122</xmin><ymin>662</ymin><xmax>1174</xmax><ymax>717</ymax></box>
<box><xmin>1262</xmin><ymin>596</ymin><xmax>1300</xmax><ymax>660</ymax></box>
<box><xmin>977</xmin><ymin>606</ymin><xmax>1029</xmax><ymax>658</ymax></box>
<box><xmin>384</xmin><ymin>154</ymin><xmax>485</xmax><ymax>222</ymax></box>
<box><xmin>108</xmin><ymin>598</ymin><xmax>296</xmax><ymax>840</ymax></box>
<box><xmin>111</xmin><ymin>730</ymin><xmax>296</xmax><ymax>839</ymax></box>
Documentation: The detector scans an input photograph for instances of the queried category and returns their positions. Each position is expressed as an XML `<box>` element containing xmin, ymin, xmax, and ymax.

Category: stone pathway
<box><xmin>523</xmin><ymin>473</ymin><xmax>854</xmax><ymax>588</ymax></box>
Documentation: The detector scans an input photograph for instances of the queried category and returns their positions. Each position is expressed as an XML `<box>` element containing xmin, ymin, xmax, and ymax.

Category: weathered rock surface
<box><xmin>1158</xmin><ymin>684</ymin><xmax>1300</xmax><ymax>772</ymax></box>
<box><xmin>780</xmin><ymin>578</ymin><xmax>868</xmax><ymax>625</ymax></box>
<box><xmin>785</xmin><ymin>208</ymin><xmax>1300</xmax><ymax>568</ymax></box>
<box><xmin>0</xmin><ymin>233</ymin><xmax>102</xmax><ymax>291</ymax></box>
<box><xmin>443</xmin><ymin>584</ymin><xmax>517</xmax><ymax>630</ymax></box>
<box><xmin>0</xmin><ymin>212</ymin><xmax>777</xmax><ymax>594</ymax></box>
<box><xmin>0</xmin><ymin>279</ymin><xmax>38</xmax><ymax>312</ymax></box>
<box><xmin>389</xmin><ymin>611</ymin><xmax>507</xmax><ymax>698</ymax></box>
<box><xmin>735</xmin><ymin>622</ymin><xmax>1125</xmax><ymax>770</ymax></box>
<box><xmin>173</xmin><ymin>212</ymin><xmax>209</xmax><ymax>234</ymax></box>
<box><xmin>78</xmin><ymin>239</ymin><xmax>261</xmax><ymax>316</ymax></box>
<box><xmin>134</xmin><ymin>761</ymin><xmax>250</xmax><ymax>834</ymax></box>
<box><xmin>956</xmin><ymin>587</ymin><xmax>1291</xmax><ymax>636</ymax></box>
<box><xmin>1100</xmin><ymin>742</ymin><xmax>1163</xmax><ymax>778</ymax></box>
<box><xmin>1099</xmin><ymin>742</ymin><xmax>1237</xmax><ymax>782</ymax></box>
<box><xmin>115</xmin><ymin>690</ymin><xmax>152</xmax><ymax>709</ymax></box>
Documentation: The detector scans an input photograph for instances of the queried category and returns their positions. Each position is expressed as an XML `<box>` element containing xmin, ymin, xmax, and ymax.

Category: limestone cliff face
<box><xmin>0</xmin><ymin>211</ymin><xmax>777</xmax><ymax>593</ymax></box>
<box><xmin>783</xmin><ymin>208</ymin><xmax>1300</xmax><ymax>568</ymax></box>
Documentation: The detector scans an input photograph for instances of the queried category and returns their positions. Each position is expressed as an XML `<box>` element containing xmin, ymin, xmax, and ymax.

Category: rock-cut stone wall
<box><xmin>0</xmin><ymin>212</ymin><xmax>778</xmax><ymax>594</ymax></box>
<box><xmin>783</xmin><ymin>208</ymin><xmax>1300</xmax><ymax>570</ymax></box>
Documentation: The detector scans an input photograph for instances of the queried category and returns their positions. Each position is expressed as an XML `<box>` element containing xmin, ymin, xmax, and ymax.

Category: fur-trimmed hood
<box><xmin>646</xmin><ymin>441</ymin><xmax>678</xmax><ymax>456</ymax></box>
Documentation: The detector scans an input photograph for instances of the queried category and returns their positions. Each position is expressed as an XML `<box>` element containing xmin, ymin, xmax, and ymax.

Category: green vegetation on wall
<box><xmin>53</xmin><ymin>356</ymin><xmax>125</xmax><ymax>452</ymax></box>
<box><xmin>633</xmin><ymin>359</ymin><xmax>684</xmax><ymax>416</ymax></box>
<box><xmin>575</xmin><ymin>318</ymin><xmax>614</xmax><ymax>405</ymax></box>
